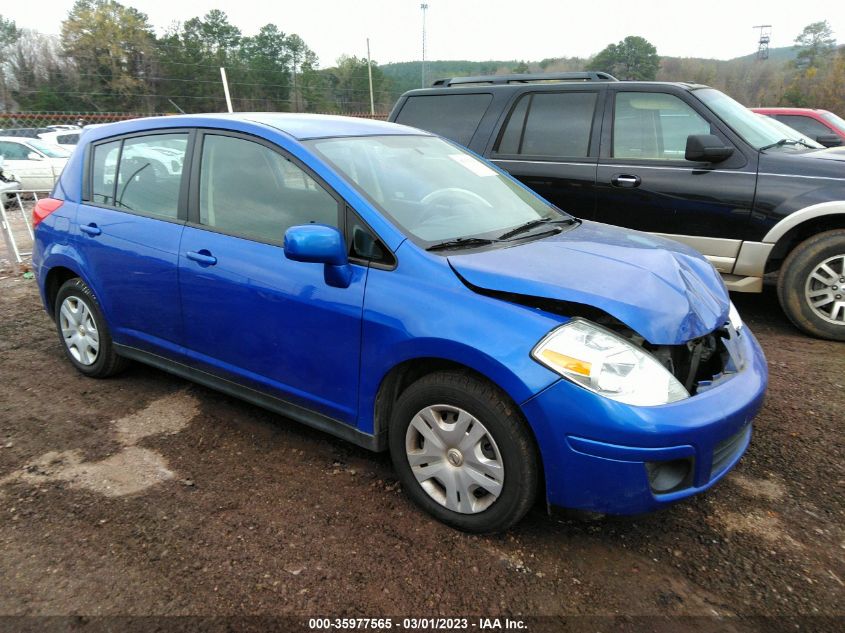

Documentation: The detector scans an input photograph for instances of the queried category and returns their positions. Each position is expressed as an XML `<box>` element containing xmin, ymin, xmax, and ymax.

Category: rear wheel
<box><xmin>778</xmin><ymin>230</ymin><xmax>845</xmax><ymax>341</ymax></box>
<box><xmin>389</xmin><ymin>371</ymin><xmax>538</xmax><ymax>533</ymax></box>
<box><xmin>54</xmin><ymin>278</ymin><xmax>128</xmax><ymax>377</ymax></box>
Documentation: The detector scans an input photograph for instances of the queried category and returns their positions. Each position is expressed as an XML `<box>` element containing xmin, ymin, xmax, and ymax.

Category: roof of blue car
<box><xmin>85</xmin><ymin>112</ymin><xmax>425</xmax><ymax>141</ymax></box>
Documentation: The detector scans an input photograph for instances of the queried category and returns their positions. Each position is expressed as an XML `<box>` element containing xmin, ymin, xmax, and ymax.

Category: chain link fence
<box><xmin>1</xmin><ymin>111</ymin><xmax>388</xmax><ymax>129</ymax></box>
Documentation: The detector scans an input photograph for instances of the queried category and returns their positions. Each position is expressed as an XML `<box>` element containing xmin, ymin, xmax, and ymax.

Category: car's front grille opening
<box><xmin>645</xmin><ymin>457</ymin><xmax>694</xmax><ymax>495</ymax></box>
<box><xmin>710</xmin><ymin>425</ymin><xmax>750</xmax><ymax>479</ymax></box>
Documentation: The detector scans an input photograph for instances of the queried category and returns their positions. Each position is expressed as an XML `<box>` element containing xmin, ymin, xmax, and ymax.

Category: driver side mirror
<box><xmin>815</xmin><ymin>134</ymin><xmax>843</xmax><ymax>148</ymax></box>
<box><xmin>685</xmin><ymin>134</ymin><xmax>734</xmax><ymax>163</ymax></box>
<box><xmin>27</xmin><ymin>151</ymin><xmax>44</xmax><ymax>161</ymax></box>
<box><xmin>284</xmin><ymin>224</ymin><xmax>352</xmax><ymax>288</ymax></box>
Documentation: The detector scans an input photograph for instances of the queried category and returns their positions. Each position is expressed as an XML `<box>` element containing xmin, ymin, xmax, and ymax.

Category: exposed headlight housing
<box><xmin>532</xmin><ymin>319</ymin><xmax>690</xmax><ymax>406</ymax></box>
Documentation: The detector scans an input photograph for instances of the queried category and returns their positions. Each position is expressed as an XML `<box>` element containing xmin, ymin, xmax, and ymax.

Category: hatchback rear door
<box><xmin>76</xmin><ymin>131</ymin><xmax>190</xmax><ymax>358</ymax></box>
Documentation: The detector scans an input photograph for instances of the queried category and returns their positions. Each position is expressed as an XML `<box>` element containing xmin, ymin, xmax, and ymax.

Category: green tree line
<box><xmin>0</xmin><ymin>0</ymin><xmax>392</xmax><ymax>113</ymax></box>
<box><xmin>1</xmin><ymin>3</ymin><xmax>843</xmax><ymax>117</ymax></box>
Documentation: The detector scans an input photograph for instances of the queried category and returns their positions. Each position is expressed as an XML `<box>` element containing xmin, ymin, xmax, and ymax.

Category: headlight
<box><xmin>728</xmin><ymin>301</ymin><xmax>743</xmax><ymax>331</ymax></box>
<box><xmin>532</xmin><ymin>319</ymin><xmax>689</xmax><ymax>406</ymax></box>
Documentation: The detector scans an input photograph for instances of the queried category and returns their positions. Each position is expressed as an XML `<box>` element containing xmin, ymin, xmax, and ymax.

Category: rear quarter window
<box><xmin>495</xmin><ymin>92</ymin><xmax>598</xmax><ymax>158</ymax></box>
<box><xmin>394</xmin><ymin>93</ymin><xmax>493</xmax><ymax>146</ymax></box>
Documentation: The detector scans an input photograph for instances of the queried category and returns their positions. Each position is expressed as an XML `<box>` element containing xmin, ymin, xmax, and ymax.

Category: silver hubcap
<box><xmin>405</xmin><ymin>405</ymin><xmax>504</xmax><ymax>514</ymax></box>
<box><xmin>804</xmin><ymin>254</ymin><xmax>845</xmax><ymax>325</ymax></box>
<box><xmin>59</xmin><ymin>296</ymin><xmax>100</xmax><ymax>365</ymax></box>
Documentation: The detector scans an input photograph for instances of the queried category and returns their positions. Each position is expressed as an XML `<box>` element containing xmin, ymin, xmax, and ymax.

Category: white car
<box><xmin>0</xmin><ymin>157</ymin><xmax>22</xmax><ymax>206</ymax></box>
<box><xmin>37</xmin><ymin>130</ymin><xmax>81</xmax><ymax>151</ymax></box>
<box><xmin>0</xmin><ymin>137</ymin><xmax>71</xmax><ymax>191</ymax></box>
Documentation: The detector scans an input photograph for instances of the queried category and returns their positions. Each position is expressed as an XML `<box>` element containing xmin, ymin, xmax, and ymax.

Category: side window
<box><xmin>57</xmin><ymin>134</ymin><xmax>79</xmax><ymax>145</ymax></box>
<box><xmin>198</xmin><ymin>135</ymin><xmax>339</xmax><ymax>244</ymax></box>
<box><xmin>613</xmin><ymin>92</ymin><xmax>712</xmax><ymax>160</ymax></box>
<box><xmin>91</xmin><ymin>140</ymin><xmax>121</xmax><ymax>205</ymax></box>
<box><xmin>394</xmin><ymin>94</ymin><xmax>493</xmax><ymax>146</ymax></box>
<box><xmin>495</xmin><ymin>92</ymin><xmax>597</xmax><ymax>158</ymax></box>
<box><xmin>346</xmin><ymin>209</ymin><xmax>393</xmax><ymax>266</ymax></box>
<box><xmin>115</xmin><ymin>134</ymin><xmax>188</xmax><ymax>219</ymax></box>
<box><xmin>0</xmin><ymin>141</ymin><xmax>30</xmax><ymax>160</ymax></box>
<box><xmin>773</xmin><ymin>115</ymin><xmax>831</xmax><ymax>138</ymax></box>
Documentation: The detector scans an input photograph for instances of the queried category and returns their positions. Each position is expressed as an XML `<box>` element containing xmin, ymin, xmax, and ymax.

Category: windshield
<box><xmin>756</xmin><ymin>115</ymin><xmax>823</xmax><ymax>149</ymax></box>
<box><xmin>695</xmin><ymin>88</ymin><xmax>795</xmax><ymax>150</ymax></box>
<box><xmin>820</xmin><ymin>111</ymin><xmax>845</xmax><ymax>132</ymax></box>
<box><xmin>307</xmin><ymin>135</ymin><xmax>568</xmax><ymax>244</ymax></box>
<box><xmin>26</xmin><ymin>139</ymin><xmax>71</xmax><ymax>158</ymax></box>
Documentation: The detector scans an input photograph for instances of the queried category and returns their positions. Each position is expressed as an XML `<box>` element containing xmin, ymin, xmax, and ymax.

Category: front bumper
<box><xmin>522</xmin><ymin>326</ymin><xmax>767</xmax><ymax>514</ymax></box>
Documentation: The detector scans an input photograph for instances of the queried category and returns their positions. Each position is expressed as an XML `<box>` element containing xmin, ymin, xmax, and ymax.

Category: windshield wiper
<box><xmin>426</xmin><ymin>237</ymin><xmax>499</xmax><ymax>252</ymax></box>
<box><xmin>759</xmin><ymin>138</ymin><xmax>802</xmax><ymax>151</ymax></box>
<box><xmin>497</xmin><ymin>217</ymin><xmax>576</xmax><ymax>241</ymax></box>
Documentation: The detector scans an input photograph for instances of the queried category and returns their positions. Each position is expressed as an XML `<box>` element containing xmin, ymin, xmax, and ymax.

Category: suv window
<box><xmin>198</xmin><ymin>134</ymin><xmax>339</xmax><ymax>244</ymax></box>
<box><xmin>394</xmin><ymin>94</ymin><xmax>492</xmax><ymax>145</ymax></box>
<box><xmin>613</xmin><ymin>92</ymin><xmax>711</xmax><ymax>160</ymax></box>
<box><xmin>57</xmin><ymin>133</ymin><xmax>80</xmax><ymax>145</ymax></box>
<box><xmin>115</xmin><ymin>133</ymin><xmax>188</xmax><ymax>219</ymax></box>
<box><xmin>772</xmin><ymin>115</ymin><xmax>831</xmax><ymax>138</ymax></box>
<box><xmin>495</xmin><ymin>92</ymin><xmax>597</xmax><ymax>158</ymax></box>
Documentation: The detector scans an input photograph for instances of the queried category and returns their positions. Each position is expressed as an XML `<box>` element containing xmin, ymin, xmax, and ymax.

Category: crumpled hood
<box><xmin>447</xmin><ymin>221</ymin><xmax>730</xmax><ymax>345</ymax></box>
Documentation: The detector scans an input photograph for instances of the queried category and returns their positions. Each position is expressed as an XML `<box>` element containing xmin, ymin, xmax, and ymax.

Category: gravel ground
<box><xmin>0</xmin><ymin>276</ymin><xmax>842</xmax><ymax>632</ymax></box>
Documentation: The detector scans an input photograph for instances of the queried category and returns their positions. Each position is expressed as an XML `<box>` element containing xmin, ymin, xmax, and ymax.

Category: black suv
<box><xmin>389</xmin><ymin>72</ymin><xmax>845</xmax><ymax>340</ymax></box>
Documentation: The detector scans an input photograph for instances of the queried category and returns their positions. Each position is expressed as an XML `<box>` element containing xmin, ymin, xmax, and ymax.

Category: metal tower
<box><xmin>753</xmin><ymin>25</ymin><xmax>772</xmax><ymax>60</ymax></box>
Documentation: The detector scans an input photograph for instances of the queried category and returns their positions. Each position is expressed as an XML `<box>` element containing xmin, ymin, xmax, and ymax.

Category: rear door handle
<box><xmin>80</xmin><ymin>223</ymin><xmax>102</xmax><ymax>236</ymax></box>
<box><xmin>610</xmin><ymin>174</ymin><xmax>642</xmax><ymax>188</ymax></box>
<box><xmin>186</xmin><ymin>250</ymin><xmax>217</xmax><ymax>266</ymax></box>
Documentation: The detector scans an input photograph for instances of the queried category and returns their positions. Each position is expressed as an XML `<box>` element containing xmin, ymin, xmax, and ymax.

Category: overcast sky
<box><xmin>3</xmin><ymin>1</ymin><xmax>842</xmax><ymax>65</ymax></box>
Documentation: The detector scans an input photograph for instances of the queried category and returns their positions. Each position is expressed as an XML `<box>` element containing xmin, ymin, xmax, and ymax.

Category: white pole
<box><xmin>367</xmin><ymin>38</ymin><xmax>375</xmax><ymax>115</ymax></box>
<box><xmin>220</xmin><ymin>67</ymin><xmax>233</xmax><ymax>113</ymax></box>
<box><xmin>420</xmin><ymin>4</ymin><xmax>428</xmax><ymax>88</ymax></box>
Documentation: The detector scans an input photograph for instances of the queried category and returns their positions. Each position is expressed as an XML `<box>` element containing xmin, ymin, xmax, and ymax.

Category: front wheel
<box><xmin>389</xmin><ymin>371</ymin><xmax>539</xmax><ymax>533</ymax></box>
<box><xmin>778</xmin><ymin>230</ymin><xmax>845</xmax><ymax>341</ymax></box>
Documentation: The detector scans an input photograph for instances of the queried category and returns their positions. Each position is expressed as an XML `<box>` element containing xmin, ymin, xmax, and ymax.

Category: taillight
<box><xmin>32</xmin><ymin>198</ymin><xmax>63</xmax><ymax>228</ymax></box>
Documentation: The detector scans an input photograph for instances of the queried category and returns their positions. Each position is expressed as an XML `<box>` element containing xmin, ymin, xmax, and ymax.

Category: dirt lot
<box><xmin>0</xmin><ymin>275</ymin><xmax>843</xmax><ymax>632</ymax></box>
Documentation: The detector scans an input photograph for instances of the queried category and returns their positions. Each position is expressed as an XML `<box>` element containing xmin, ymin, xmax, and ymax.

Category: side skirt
<box><xmin>114</xmin><ymin>344</ymin><xmax>386</xmax><ymax>452</ymax></box>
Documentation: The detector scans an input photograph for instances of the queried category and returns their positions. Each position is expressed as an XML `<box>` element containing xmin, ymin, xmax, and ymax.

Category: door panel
<box><xmin>596</xmin><ymin>91</ymin><xmax>757</xmax><ymax>244</ymax></box>
<box><xmin>75</xmin><ymin>205</ymin><xmax>185</xmax><ymax>355</ymax></box>
<box><xmin>179</xmin><ymin>228</ymin><xmax>367</xmax><ymax>423</ymax></box>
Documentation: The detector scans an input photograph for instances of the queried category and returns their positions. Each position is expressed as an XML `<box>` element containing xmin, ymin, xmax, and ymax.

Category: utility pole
<box><xmin>367</xmin><ymin>38</ymin><xmax>375</xmax><ymax>115</ymax></box>
<box><xmin>753</xmin><ymin>24</ymin><xmax>772</xmax><ymax>60</ymax></box>
<box><xmin>420</xmin><ymin>3</ymin><xmax>429</xmax><ymax>88</ymax></box>
<box><xmin>220</xmin><ymin>67</ymin><xmax>233</xmax><ymax>112</ymax></box>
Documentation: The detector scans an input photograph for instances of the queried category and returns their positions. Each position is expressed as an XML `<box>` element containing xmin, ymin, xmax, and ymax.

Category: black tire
<box><xmin>388</xmin><ymin>370</ymin><xmax>539</xmax><ymax>533</ymax></box>
<box><xmin>54</xmin><ymin>278</ymin><xmax>128</xmax><ymax>377</ymax></box>
<box><xmin>777</xmin><ymin>229</ymin><xmax>845</xmax><ymax>341</ymax></box>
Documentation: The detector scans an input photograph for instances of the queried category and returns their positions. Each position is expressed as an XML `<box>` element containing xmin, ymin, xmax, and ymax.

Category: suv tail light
<box><xmin>32</xmin><ymin>198</ymin><xmax>63</xmax><ymax>228</ymax></box>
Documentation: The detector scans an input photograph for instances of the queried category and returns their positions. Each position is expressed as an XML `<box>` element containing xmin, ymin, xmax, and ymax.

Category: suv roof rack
<box><xmin>431</xmin><ymin>71</ymin><xmax>618</xmax><ymax>87</ymax></box>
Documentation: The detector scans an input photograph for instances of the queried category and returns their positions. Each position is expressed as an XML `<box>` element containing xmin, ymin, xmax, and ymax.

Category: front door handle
<box><xmin>611</xmin><ymin>174</ymin><xmax>642</xmax><ymax>188</ymax></box>
<box><xmin>186</xmin><ymin>250</ymin><xmax>217</xmax><ymax>266</ymax></box>
<box><xmin>80</xmin><ymin>223</ymin><xmax>102</xmax><ymax>236</ymax></box>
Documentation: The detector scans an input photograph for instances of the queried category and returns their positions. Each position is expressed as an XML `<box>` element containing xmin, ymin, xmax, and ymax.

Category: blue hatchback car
<box><xmin>32</xmin><ymin>114</ymin><xmax>767</xmax><ymax>532</ymax></box>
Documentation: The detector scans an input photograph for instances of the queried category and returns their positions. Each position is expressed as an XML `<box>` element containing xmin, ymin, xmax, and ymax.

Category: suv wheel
<box><xmin>778</xmin><ymin>230</ymin><xmax>845</xmax><ymax>341</ymax></box>
<box><xmin>54</xmin><ymin>278</ymin><xmax>128</xmax><ymax>377</ymax></box>
<box><xmin>388</xmin><ymin>371</ymin><xmax>538</xmax><ymax>533</ymax></box>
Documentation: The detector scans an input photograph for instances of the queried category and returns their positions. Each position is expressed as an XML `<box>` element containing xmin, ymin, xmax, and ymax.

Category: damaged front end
<box><xmin>478</xmin><ymin>289</ymin><xmax>745</xmax><ymax>401</ymax></box>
